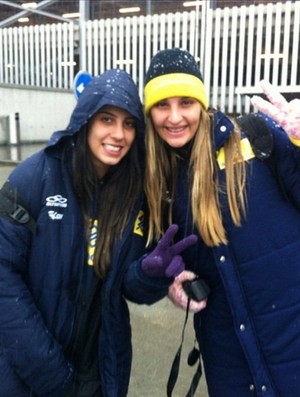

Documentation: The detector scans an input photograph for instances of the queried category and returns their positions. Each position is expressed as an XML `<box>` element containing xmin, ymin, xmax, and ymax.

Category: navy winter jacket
<box><xmin>0</xmin><ymin>70</ymin><xmax>168</xmax><ymax>397</ymax></box>
<box><xmin>174</xmin><ymin>111</ymin><xmax>300</xmax><ymax>397</ymax></box>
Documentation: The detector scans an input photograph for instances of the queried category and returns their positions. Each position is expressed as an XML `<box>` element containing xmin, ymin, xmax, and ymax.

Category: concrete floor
<box><xmin>0</xmin><ymin>161</ymin><xmax>209</xmax><ymax>397</ymax></box>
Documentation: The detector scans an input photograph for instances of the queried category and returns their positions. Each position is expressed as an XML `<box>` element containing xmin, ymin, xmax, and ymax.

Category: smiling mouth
<box><xmin>166</xmin><ymin>126</ymin><xmax>186</xmax><ymax>134</ymax></box>
<box><xmin>103</xmin><ymin>143</ymin><xmax>122</xmax><ymax>152</ymax></box>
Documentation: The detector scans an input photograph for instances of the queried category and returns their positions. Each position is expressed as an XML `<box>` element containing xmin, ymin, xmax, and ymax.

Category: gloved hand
<box><xmin>251</xmin><ymin>80</ymin><xmax>300</xmax><ymax>142</ymax></box>
<box><xmin>141</xmin><ymin>224</ymin><xmax>197</xmax><ymax>278</ymax></box>
<box><xmin>168</xmin><ymin>271</ymin><xmax>207</xmax><ymax>313</ymax></box>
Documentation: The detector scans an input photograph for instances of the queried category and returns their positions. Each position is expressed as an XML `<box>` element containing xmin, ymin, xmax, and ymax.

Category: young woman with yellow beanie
<box><xmin>144</xmin><ymin>47</ymin><xmax>300</xmax><ymax>397</ymax></box>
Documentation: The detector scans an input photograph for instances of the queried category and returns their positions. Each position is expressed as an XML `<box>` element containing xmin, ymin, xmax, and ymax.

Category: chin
<box><xmin>167</xmin><ymin>139</ymin><xmax>187</xmax><ymax>149</ymax></box>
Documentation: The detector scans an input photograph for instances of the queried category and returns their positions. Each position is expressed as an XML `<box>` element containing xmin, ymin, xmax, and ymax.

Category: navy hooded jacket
<box><xmin>0</xmin><ymin>69</ymin><xmax>169</xmax><ymax>397</ymax></box>
<box><xmin>173</xmin><ymin>111</ymin><xmax>300</xmax><ymax>397</ymax></box>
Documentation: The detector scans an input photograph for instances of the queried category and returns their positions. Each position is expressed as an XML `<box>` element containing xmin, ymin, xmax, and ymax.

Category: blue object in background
<box><xmin>73</xmin><ymin>71</ymin><xmax>92</xmax><ymax>99</ymax></box>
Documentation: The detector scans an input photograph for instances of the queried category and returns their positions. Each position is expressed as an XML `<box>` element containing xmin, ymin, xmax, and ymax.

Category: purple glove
<box><xmin>141</xmin><ymin>224</ymin><xmax>197</xmax><ymax>278</ymax></box>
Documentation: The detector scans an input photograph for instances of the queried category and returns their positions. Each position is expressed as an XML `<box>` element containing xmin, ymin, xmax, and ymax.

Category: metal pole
<box><xmin>79</xmin><ymin>0</ymin><xmax>90</xmax><ymax>71</ymax></box>
<box><xmin>147</xmin><ymin>0</ymin><xmax>151</xmax><ymax>15</ymax></box>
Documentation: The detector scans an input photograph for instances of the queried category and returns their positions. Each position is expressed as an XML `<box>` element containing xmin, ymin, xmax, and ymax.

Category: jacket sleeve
<box><xmin>0</xmin><ymin>157</ymin><xmax>73</xmax><ymax>397</ymax></box>
<box><xmin>263</xmin><ymin>115</ymin><xmax>300</xmax><ymax>209</ymax></box>
<box><xmin>123</xmin><ymin>255</ymin><xmax>171</xmax><ymax>304</ymax></box>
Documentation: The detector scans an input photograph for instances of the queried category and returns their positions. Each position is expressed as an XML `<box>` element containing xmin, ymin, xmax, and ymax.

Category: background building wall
<box><xmin>0</xmin><ymin>85</ymin><xmax>75</xmax><ymax>144</ymax></box>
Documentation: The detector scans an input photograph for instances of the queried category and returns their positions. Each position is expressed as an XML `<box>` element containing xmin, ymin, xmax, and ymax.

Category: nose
<box><xmin>111</xmin><ymin>122</ymin><xmax>125</xmax><ymax>140</ymax></box>
<box><xmin>168</xmin><ymin>104</ymin><xmax>182</xmax><ymax>124</ymax></box>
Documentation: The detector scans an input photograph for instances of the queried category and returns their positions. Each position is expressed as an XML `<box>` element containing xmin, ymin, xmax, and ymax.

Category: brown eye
<box><xmin>125</xmin><ymin>119</ymin><xmax>136</xmax><ymax>129</ymax></box>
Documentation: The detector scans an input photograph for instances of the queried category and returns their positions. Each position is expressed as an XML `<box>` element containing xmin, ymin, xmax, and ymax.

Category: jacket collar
<box><xmin>213</xmin><ymin>110</ymin><xmax>235</xmax><ymax>151</ymax></box>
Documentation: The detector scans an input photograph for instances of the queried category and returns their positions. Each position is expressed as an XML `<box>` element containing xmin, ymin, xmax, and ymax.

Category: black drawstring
<box><xmin>167</xmin><ymin>298</ymin><xmax>202</xmax><ymax>397</ymax></box>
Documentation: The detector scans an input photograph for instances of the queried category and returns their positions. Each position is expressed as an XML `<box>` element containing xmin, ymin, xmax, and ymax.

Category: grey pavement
<box><xmin>0</xmin><ymin>162</ymin><xmax>209</xmax><ymax>397</ymax></box>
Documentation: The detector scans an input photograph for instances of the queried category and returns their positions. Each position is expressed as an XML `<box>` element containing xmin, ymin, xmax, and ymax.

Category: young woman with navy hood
<box><xmin>0</xmin><ymin>68</ymin><xmax>196</xmax><ymax>397</ymax></box>
<box><xmin>144</xmin><ymin>48</ymin><xmax>300</xmax><ymax>397</ymax></box>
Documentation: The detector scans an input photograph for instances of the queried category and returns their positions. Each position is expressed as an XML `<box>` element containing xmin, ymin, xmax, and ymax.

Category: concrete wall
<box><xmin>0</xmin><ymin>84</ymin><xmax>76</xmax><ymax>145</ymax></box>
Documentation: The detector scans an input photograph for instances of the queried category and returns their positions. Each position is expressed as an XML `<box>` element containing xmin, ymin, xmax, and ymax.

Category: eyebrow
<box><xmin>98</xmin><ymin>109</ymin><xmax>135</xmax><ymax>121</ymax></box>
<box><xmin>98</xmin><ymin>110</ymin><xmax>115</xmax><ymax>117</ymax></box>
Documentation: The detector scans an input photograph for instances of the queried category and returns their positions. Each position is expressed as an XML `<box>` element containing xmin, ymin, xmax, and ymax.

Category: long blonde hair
<box><xmin>145</xmin><ymin>108</ymin><xmax>247</xmax><ymax>247</ymax></box>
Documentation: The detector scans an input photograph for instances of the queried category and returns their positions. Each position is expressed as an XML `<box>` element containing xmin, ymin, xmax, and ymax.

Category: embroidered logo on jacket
<box><xmin>46</xmin><ymin>195</ymin><xmax>68</xmax><ymax>207</ymax></box>
<box><xmin>48</xmin><ymin>211</ymin><xmax>63</xmax><ymax>220</ymax></box>
<box><xmin>46</xmin><ymin>195</ymin><xmax>67</xmax><ymax>220</ymax></box>
<box><xmin>217</xmin><ymin>137</ymin><xmax>255</xmax><ymax>170</ymax></box>
<box><xmin>133</xmin><ymin>210</ymin><xmax>144</xmax><ymax>236</ymax></box>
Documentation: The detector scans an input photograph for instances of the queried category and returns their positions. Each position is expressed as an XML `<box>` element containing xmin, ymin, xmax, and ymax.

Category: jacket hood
<box><xmin>47</xmin><ymin>68</ymin><xmax>145</xmax><ymax>147</ymax></box>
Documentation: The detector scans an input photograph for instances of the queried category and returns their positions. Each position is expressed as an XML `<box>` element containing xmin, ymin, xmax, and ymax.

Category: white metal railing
<box><xmin>0</xmin><ymin>1</ymin><xmax>299</xmax><ymax>115</ymax></box>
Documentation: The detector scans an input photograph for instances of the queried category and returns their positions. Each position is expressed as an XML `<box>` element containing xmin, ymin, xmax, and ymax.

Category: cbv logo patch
<box><xmin>134</xmin><ymin>210</ymin><xmax>144</xmax><ymax>237</ymax></box>
<box><xmin>46</xmin><ymin>195</ymin><xmax>68</xmax><ymax>208</ymax></box>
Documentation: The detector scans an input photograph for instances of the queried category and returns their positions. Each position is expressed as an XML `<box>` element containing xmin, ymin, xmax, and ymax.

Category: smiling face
<box><xmin>150</xmin><ymin>97</ymin><xmax>202</xmax><ymax>148</ymax></box>
<box><xmin>87</xmin><ymin>105</ymin><xmax>136</xmax><ymax>177</ymax></box>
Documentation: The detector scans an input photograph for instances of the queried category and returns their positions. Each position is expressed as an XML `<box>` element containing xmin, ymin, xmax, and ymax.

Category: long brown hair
<box><xmin>145</xmin><ymin>107</ymin><xmax>247</xmax><ymax>247</ymax></box>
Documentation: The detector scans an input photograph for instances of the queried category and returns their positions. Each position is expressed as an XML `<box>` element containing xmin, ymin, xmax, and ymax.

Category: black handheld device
<box><xmin>182</xmin><ymin>278</ymin><xmax>210</xmax><ymax>302</ymax></box>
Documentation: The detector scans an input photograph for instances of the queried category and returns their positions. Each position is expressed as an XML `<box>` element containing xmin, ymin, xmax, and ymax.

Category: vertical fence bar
<box><xmin>68</xmin><ymin>22</ymin><xmax>74</xmax><ymax>90</ymax></box>
<box><xmin>138</xmin><ymin>15</ymin><xmax>145</xmax><ymax>100</ymax></box>
<box><xmin>131</xmin><ymin>16</ymin><xmax>138</xmax><ymax>83</ymax></box>
<box><xmin>272</xmin><ymin>3</ymin><xmax>282</xmax><ymax>85</ymax></box>
<box><xmin>29</xmin><ymin>26</ymin><xmax>34</xmax><ymax>85</ymax></box>
<box><xmin>24</xmin><ymin>26</ymin><xmax>29</xmax><ymax>85</ymax></box>
<box><xmin>92</xmin><ymin>20</ymin><xmax>99</xmax><ymax>75</ymax></box>
<box><xmin>86</xmin><ymin>21</ymin><xmax>93</xmax><ymax>74</ymax></box>
<box><xmin>228</xmin><ymin>7</ymin><xmax>238</xmax><ymax>114</ymax></box>
<box><xmin>118</xmin><ymin>18</ymin><xmax>125</xmax><ymax>70</ymax></box>
<box><xmin>199</xmin><ymin>2</ymin><xmax>207</xmax><ymax>74</ymax></box>
<box><xmin>99</xmin><ymin>19</ymin><xmax>105</xmax><ymax>74</ymax></box>
<box><xmin>236</xmin><ymin>6</ymin><xmax>246</xmax><ymax>114</ymax></box>
<box><xmin>290</xmin><ymin>1</ymin><xmax>300</xmax><ymax>85</ymax></box>
<box><xmin>8</xmin><ymin>28</ymin><xmax>13</xmax><ymax>84</ymax></box>
<box><xmin>243</xmin><ymin>5</ymin><xmax>255</xmax><ymax>113</ymax></box>
<box><xmin>62</xmin><ymin>23</ymin><xmax>68</xmax><ymax>88</ymax></box>
<box><xmin>203</xmin><ymin>7</ymin><xmax>212</xmax><ymax>107</ymax></box>
<box><xmin>174</xmin><ymin>13</ymin><xmax>181</xmax><ymax>47</ymax></box>
<box><xmin>105</xmin><ymin>19</ymin><xmax>111</xmax><ymax>70</ymax></box>
<box><xmin>12</xmin><ymin>27</ymin><xmax>19</xmax><ymax>85</ymax></box>
<box><xmin>45</xmin><ymin>25</ymin><xmax>51</xmax><ymax>87</ymax></box>
<box><xmin>2</xmin><ymin>29</ymin><xmax>8</xmax><ymax>83</ymax></box>
<box><xmin>219</xmin><ymin>8</ymin><xmax>229</xmax><ymax>111</ymax></box>
<box><xmin>57</xmin><ymin>25</ymin><xmax>63</xmax><ymax>88</ymax></box>
<box><xmin>281</xmin><ymin>1</ymin><xmax>291</xmax><ymax>85</ymax></box>
<box><xmin>34</xmin><ymin>25</ymin><xmax>40</xmax><ymax>86</ymax></box>
<box><xmin>18</xmin><ymin>27</ymin><xmax>24</xmax><ymax>85</ymax></box>
<box><xmin>40</xmin><ymin>25</ymin><xmax>46</xmax><ymax>86</ymax></box>
<box><xmin>111</xmin><ymin>18</ymin><xmax>118</xmax><ymax>69</ymax></box>
<box><xmin>51</xmin><ymin>24</ymin><xmax>57</xmax><ymax>88</ymax></box>
<box><xmin>181</xmin><ymin>12</ymin><xmax>188</xmax><ymax>49</ymax></box>
<box><xmin>254</xmin><ymin>4</ymin><xmax>264</xmax><ymax>86</ymax></box>
<box><xmin>211</xmin><ymin>8</ymin><xmax>221</xmax><ymax>109</ymax></box>
<box><xmin>159</xmin><ymin>13</ymin><xmax>166</xmax><ymax>50</ymax></box>
<box><xmin>125</xmin><ymin>17</ymin><xmax>132</xmax><ymax>74</ymax></box>
<box><xmin>166</xmin><ymin>13</ymin><xmax>173</xmax><ymax>48</ymax></box>
<box><xmin>152</xmin><ymin>14</ymin><xmax>159</xmax><ymax>55</ymax></box>
<box><xmin>188</xmin><ymin>11</ymin><xmax>196</xmax><ymax>55</ymax></box>
<box><xmin>263</xmin><ymin>3</ymin><xmax>273</xmax><ymax>83</ymax></box>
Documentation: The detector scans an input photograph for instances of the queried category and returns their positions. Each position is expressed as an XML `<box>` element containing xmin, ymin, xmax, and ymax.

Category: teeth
<box><xmin>168</xmin><ymin>127</ymin><xmax>184</xmax><ymax>132</ymax></box>
<box><xmin>105</xmin><ymin>144</ymin><xmax>121</xmax><ymax>152</ymax></box>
